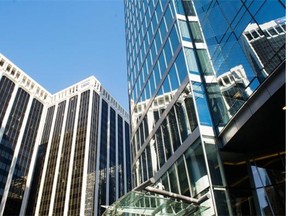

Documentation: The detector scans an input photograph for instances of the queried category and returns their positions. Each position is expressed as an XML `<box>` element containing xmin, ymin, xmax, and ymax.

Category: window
<box><xmin>189</xmin><ymin>21</ymin><xmax>204</xmax><ymax>42</ymax></box>
<box><xmin>184</xmin><ymin>48</ymin><xmax>199</xmax><ymax>74</ymax></box>
<box><xmin>245</xmin><ymin>33</ymin><xmax>253</xmax><ymax>41</ymax></box>
<box><xmin>268</xmin><ymin>28</ymin><xmax>277</xmax><ymax>36</ymax></box>
<box><xmin>182</xmin><ymin>0</ymin><xmax>196</xmax><ymax>16</ymax></box>
<box><xmin>196</xmin><ymin>49</ymin><xmax>214</xmax><ymax>75</ymax></box>
<box><xmin>179</xmin><ymin>20</ymin><xmax>191</xmax><ymax>41</ymax></box>
<box><xmin>251</xmin><ymin>31</ymin><xmax>259</xmax><ymax>39</ymax></box>
<box><xmin>276</xmin><ymin>26</ymin><xmax>284</xmax><ymax>33</ymax></box>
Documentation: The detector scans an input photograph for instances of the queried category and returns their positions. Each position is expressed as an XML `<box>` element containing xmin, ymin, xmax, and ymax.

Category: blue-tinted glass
<box><xmin>147</xmin><ymin>51</ymin><xmax>152</xmax><ymax>71</ymax></box>
<box><xmin>254</xmin><ymin>1</ymin><xmax>285</xmax><ymax>24</ymax></box>
<box><xmin>150</xmin><ymin>42</ymin><xmax>157</xmax><ymax>62</ymax></box>
<box><xmin>208</xmin><ymin>3</ymin><xmax>229</xmax><ymax>42</ymax></box>
<box><xmin>174</xmin><ymin>0</ymin><xmax>185</xmax><ymax>15</ymax></box>
<box><xmin>162</xmin><ymin>76</ymin><xmax>170</xmax><ymax>93</ymax></box>
<box><xmin>164</xmin><ymin>40</ymin><xmax>173</xmax><ymax>66</ymax></box>
<box><xmin>141</xmin><ymin>90</ymin><xmax>145</xmax><ymax>102</ymax></box>
<box><xmin>189</xmin><ymin>21</ymin><xmax>204</xmax><ymax>42</ymax></box>
<box><xmin>169</xmin><ymin>25</ymin><xmax>180</xmax><ymax>54</ymax></box>
<box><xmin>149</xmin><ymin>0</ymin><xmax>154</xmax><ymax>16</ymax></box>
<box><xmin>191</xmin><ymin>82</ymin><xmax>213</xmax><ymax>126</ymax></box>
<box><xmin>206</xmin><ymin>83</ymin><xmax>229</xmax><ymax>126</ymax></box>
<box><xmin>156</xmin><ymin>82</ymin><xmax>163</xmax><ymax>97</ymax></box>
<box><xmin>158</xmin><ymin>51</ymin><xmax>167</xmax><ymax>76</ymax></box>
<box><xmin>154</xmin><ymin>62</ymin><xmax>161</xmax><ymax>82</ymax></box>
<box><xmin>151</xmin><ymin>13</ymin><xmax>158</xmax><ymax>35</ymax></box>
<box><xmin>168</xmin><ymin>64</ymin><xmax>180</xmax><ymax>90</ymax></box>
<box><xmin>164</xmin><ymin>4</ymin><xmax>173</xmax><ymax>29</ymax></box>
<box><xmin>196</xmin><ymin>49</ymin><xmax>214</xmax><ymax>75</ymax></box>
<box><xmin>184</xmin><ymin>48</ymin><xmax>199</xmax><ymax>74</ymax></box>
<box><xmin>155</xmin><ymin>2</ymin><xmax>162</xmax><ymax>21</ymax></box>
<box><xmin>234</xmin><ymin>12</ymin><xmax>253</xmax><ymax>39</ymax></box>
<box><xmin>160</xmin><ymin>19</ymin><xmax>167</xmax><ymax>40</ymax></box>
<box><xmin>149</xmin><ymin>73</ymin><xmax>156</xmax><ymax>95</ymax></box>
<box><xmin>179</xmin><ymin>20</ymin><xmax>191</xmax><ymax>42</ymax></box>
<box><xmin>175</xmin><ymin>50</ymin><xmax>188</xmax><ymax>83</ymax></box>
<box><xmin>155</xmin><ymin>31</ymin><xmax>162</xmax><ymax>53</ymax></box>
<box><xmin>145</xmin><ymin>83</ymin><xmax>151</xmax><ymax>99</ymax></box>
<box><xmin>148</xmin><ymin>27</ymin><xmax>153</xmax><ymax>45</ymax></box>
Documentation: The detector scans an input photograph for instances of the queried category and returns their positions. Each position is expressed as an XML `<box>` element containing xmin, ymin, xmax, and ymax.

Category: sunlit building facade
<box><xmin>241</xmin><ymin>17</ymin><xmax>286</xmax><ymax>82</ymax></box>
<box><xmin>217</xmin><ymin>65</ymin><xmax>252</xmax><ymax>116</ymax></box>
<box><xmin>0</xmin><ymin>53</ymin><xmax>131</xmax><ymax>216</ymax></box>
<box><xmin>0</xmin><ymin>55</ymin><xmax>50</xmax><ymax>216</ymax></box>
<box><xmin>123</xmin><ymin>0</ymin><xmax>285</xmax><ymax>215</ymax></box>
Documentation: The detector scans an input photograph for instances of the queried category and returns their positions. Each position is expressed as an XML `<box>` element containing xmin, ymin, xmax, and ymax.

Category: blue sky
<box><xmin>0</xmin><ymin>0</ymin><xmax>129</xmax><ymax>110</ymax></box>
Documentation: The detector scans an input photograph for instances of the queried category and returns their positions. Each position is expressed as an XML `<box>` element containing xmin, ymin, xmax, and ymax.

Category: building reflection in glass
<box><xmin>125</xmin><ymin>0</ymin><xmax>285</xmax><ymax>216</ymax></box>
<box><xmin>241</xmin><ymin>17</ymin><xmax>286</xmax><ymax>82</ymax></box>
<box><xmin>217</xmin><ymin>64</ymin><xmax>252</xmax><ymax>116</ymax></box>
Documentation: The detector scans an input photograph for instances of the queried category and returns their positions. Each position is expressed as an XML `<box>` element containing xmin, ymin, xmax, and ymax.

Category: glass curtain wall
<box><xmin>193</xmin><ymin>0</ymin><xmax>286</xmax><ymax>129</ymax></box>
<box><xmin>124</xmin><ymin>0</ymin><xmax>230</xmax><ymax>215</ymax></box>
<box><xmin>125</xmin><ymin>0</ymin><xmax>285</xmax><ymax>215</ymax></box>
<box><xmin>192</xmin><ymin>0</ymin><xmax>286</xmax><ymax>215</ymax></box>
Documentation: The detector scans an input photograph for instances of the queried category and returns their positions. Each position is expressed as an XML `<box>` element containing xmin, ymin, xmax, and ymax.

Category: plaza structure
<box><xmin>111</xmin><ymin>0</ymin><xmax>285</xmax><ymax>215</ymax></box>
<box><xmin>0</xmin><ymin>53</ymin><xmax>131</xmax><ymax>216</ymax></box>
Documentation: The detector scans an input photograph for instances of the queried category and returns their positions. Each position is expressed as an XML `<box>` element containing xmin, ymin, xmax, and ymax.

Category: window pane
<box><xmin>179</xmin><ymin>20</ymin><xmax>191</xmax><ymax>41</ymax></box>
<box><xmin>189</xmin><ymin>21</ymin><xmax>203</xmax><ymax>42</ymax></box>
<box><xmin>196</xmin><ymin>49</ymin><xmax>214</xmax><ymax>75</ymax></box>
<box><xmin>184</xmin><ymin>48</ymin><xmax>199</xmax><ymax>74</ymax></box>
<box><xmin>177</xmin><ymin>156</ymin><xmax>191</xmax><ymax>196</ymax></box>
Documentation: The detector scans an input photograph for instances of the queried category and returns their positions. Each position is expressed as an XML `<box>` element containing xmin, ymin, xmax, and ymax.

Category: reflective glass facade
<box><xmin>124</xmin><ymin>0</ymin><xmax>285</xmax><ymax>215</ymax></box>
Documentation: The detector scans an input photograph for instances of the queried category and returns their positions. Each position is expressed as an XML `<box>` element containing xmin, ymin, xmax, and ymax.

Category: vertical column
<box><xmin>94</xmin><ymin>98</ymin><xmax>103</xmax><ymax>215</ymax></box>
<box><xmin>105</xmin><ymin>105</ymin><xmax>111</xmax><ymax>205</ymax></box>
<box><xmin>19</xmin><ymin>104</ymin><xmax>48</xmax><ymax>215</ymax></box>
<box><xmin>48</xmin><ymin>99</ymin><xmax>69</xmax><ymax>216</ymax></box>
<box><xmin>63</xmin><ymin>93</ymin><xmax>81</xmax><ymax>216</ymax></box>
<box><xmin>123</xmin><ymin>120</ymin><xmax>127</xmax><ymax>194</ymax></box>
<box><xmin>0</xmin><ymin>94</ymin><xmax>33</xmax><ymax>215</ymax></box>
<box><xmin>34</xmin><ymin>105</ymin><xmax>58</xmax><ymax>216</ymax></box>
<box><xmin>0</xmin><ymin>85</ymin><xmax>19</xmax><ymax>143</ymax></box>
<box><xmin>115</xmin><ymin>113</ymin><xmax>119</xmax><ymax>200</ymax></box>
<box><xmin>80</xmin><ymin>89</ymin><xmax>93</xmax><ymax>215</ymax></box>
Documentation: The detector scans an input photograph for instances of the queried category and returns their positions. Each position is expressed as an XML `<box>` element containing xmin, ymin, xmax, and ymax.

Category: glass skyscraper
<box><xmin>0</xmin><ymin>53</ymin><xmax>131</xmax><ymax>216</ymax></box>
<box><xmin>123</xmin><ymin>0</ymin><xmax>285</xmax><ymax>215</ymax></box>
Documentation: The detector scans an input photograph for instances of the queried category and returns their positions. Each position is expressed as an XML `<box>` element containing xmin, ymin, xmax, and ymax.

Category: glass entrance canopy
<box><xmin>102</xmin><ymin>190</ymin><xmax>209</xmax><ymax>215</ymax></box>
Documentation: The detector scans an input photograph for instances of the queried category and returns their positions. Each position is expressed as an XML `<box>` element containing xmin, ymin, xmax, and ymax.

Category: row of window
<box><xmin>244</xmin><ymin>23</ymin><xmax>286</xmax><ymax>41</ymax></box>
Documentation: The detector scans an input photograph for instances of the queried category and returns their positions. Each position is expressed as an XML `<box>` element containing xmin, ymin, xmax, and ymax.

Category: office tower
<box><xmin>121</xmin><ymin>0</ymin><xmax>285</xmax><ymax>216</ymax></box>
<box><xmin>31</xmin><ymin>77</ymin><xmax>131</xmax><ymax>216</ymax></box>
<box><xmin>0</xmin><ymin>55</ymin><xmax>50</xmax><ymax>215</ymax></box>
<box><xmin>0</xmin><ymin>53</ymin><xmax>131</xmax><ymax>216</ymax></box>
<box><xmin>241</xmin><ymin>17</ymin><xmax>286</xmax><ymax>82</ymax></box>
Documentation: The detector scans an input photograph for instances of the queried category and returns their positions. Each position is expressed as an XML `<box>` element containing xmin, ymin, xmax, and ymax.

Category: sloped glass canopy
<box><xmin>102</xmin><ymin>190</ymin><xmax>209</xmax><ymax>215</ymax></box>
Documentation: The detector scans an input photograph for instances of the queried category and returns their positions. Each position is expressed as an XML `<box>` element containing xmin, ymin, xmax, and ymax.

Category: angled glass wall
<box><xmin>124</xmin><ymin>0</ymin><xmax>285</xmax><ymax>215</ymax></box>
<box><xmin>124</xmin><ymin>0</ymin><xmax>229</xmax><ymax>215</ymax></box>
<box><xmin>193</xmin><ymin>0</ymin><xmax>286</xmax><ymax>129</ymax></box>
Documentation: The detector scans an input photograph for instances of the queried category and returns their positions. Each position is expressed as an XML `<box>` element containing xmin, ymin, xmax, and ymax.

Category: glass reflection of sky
<box><xmin>193</xmin><ymin>0</ymin><xmax>285</xmax><ymax>129</ymax></box>
<box><xmin>194</xmin><ymin>0</ymin><xmax>285</xmax><ymax>78</ymax></box>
